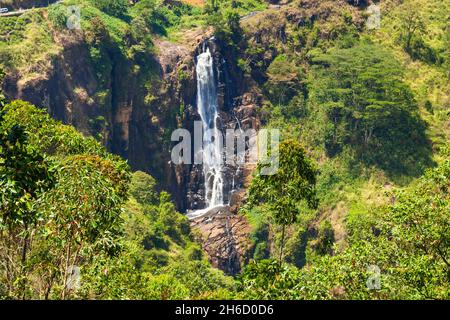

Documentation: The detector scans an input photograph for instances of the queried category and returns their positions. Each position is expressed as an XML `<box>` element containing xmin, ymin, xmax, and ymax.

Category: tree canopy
<box><xmin>308</xmin><ymin>43</ymin><xmax>432</xmax><ymax>175</ymax></box>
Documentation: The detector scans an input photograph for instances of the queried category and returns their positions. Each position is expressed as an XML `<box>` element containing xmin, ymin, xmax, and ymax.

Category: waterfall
<box><xmin>196</xmin><ymin>46</ymin><xmax>225</xmax><ymax>209</ymax></box>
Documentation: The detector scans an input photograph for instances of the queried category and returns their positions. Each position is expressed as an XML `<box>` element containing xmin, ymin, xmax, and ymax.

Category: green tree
<box><xmin>308</xmin><ymin>43</ymin><xmax>431</xmax><ymax>174</ymax></box>
<box><xmin>395</xmin><ymin>2</ymin><xmax>439</xmax><ymax>64</ymax></box>
<box><xmin>91</xmin><ymin>0</ymin><xmax>129</xmax><ymax>19</ymax></box>
<box><xmin>237</xmin><ymin>259</ymin><xmax>304</xmax><ymax>299</ymax></box>
<box><xmin>0</xmin><ymin>101</ymin><xmax>129</xmax><ymax>299</ymax></box>
<box><xmin>264</xmin><ymin>55</ymin><xmax>304</xmax><ymax>107</ymax></box>
<box><xmin>207</xmin><ymin>7</ymin><xmax>243</xmax><ymax>50</ymax></box>
<box><xmin>397</xmin><ymin>2</ymin><xmax>425</xmax><ymax>54</ymax></box>
<box><xmin>129</xmin><ymin>171</ymin><xmax>158</xmax><ymax>205</ymax></box>
<box><xmin>48</xmin><ymin>4</ymin><xmax>70</xmax><ymax>30</ymax></box>
<box><xmin>0</xmin><ymin>108</ymin><xmax>55</xmax><ymax>298</ymax></box>
<box><xmin>380</xmin><ymin>150</ymin><xmax>450</xmax><ymax>298</ymax></box>
<box><xmin>239</xmin><ymin>148</ymin><xmax>450</xmax><ymax>300</ymax></box>
<box><xmin>79</xmin><ymin>169</ymin><xmax>234</xmax><ymax>300</ymax></box>
<box><xmin>246</xmin><ymin>139</ymin><xmax>318</xmax><ymax>266</ymax></box>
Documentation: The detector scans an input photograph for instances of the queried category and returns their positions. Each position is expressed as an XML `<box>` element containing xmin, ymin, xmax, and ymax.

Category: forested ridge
<box><xmin>0</xmin><ymin>0</ymin><xmax>449</xmax><ymax>300</ymax></box>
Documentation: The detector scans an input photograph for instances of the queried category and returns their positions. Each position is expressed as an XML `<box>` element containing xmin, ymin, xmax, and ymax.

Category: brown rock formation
<box><xmin>190</xmin><ymin>208</ymin><xmax>252</xmax><ymax>275</ymax></box>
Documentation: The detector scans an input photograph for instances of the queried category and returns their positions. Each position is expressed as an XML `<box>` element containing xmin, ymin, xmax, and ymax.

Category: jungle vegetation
<box><xmin>0</xmin><ymin>0</ymin><xmax>449</xmax><ymax>299</ymax></box>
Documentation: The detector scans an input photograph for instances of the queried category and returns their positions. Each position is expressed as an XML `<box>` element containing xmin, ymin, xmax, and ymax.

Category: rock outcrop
<box><xmin>2</xmin><ymin>24</ymin><xmax>258</xmax><ymax>274</ymax></box>
<box><xmin>3</xmin><ymin>28</ymin><xmax>210</xmax><ymax>209</ymax></box>
<box><xmin>190</xmin><ymin>206</ymin><xmax>252</xmax><ymax>275</ymax></box>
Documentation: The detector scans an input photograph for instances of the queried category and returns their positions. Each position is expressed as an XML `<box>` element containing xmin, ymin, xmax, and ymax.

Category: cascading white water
<box><xmin>196</xmin><ymin>47</ymin><xmax>224</xmax><ymax>208</ymax></box>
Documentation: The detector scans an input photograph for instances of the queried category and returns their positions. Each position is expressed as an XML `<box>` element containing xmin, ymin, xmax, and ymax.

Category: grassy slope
<box><xmin>325</xmin><ymin>0</ymin><xmax>448</xmax><ymax>252</ymax></box>
<box><xmin>0</xmin><ymin>12</ymin><xmax>61</xmax><ymax>81</ymax></box>
<box><xmin>0</xmin><ymin>0</ymin><xmax>447</xmax><ymax>284</ymax></box>
<box><xmin>374</xmin><ymin>0</ymin><xmax>450</xmax><ymax>159</ymax></box>
<box><xmin>343</xmin><ymin>0</ymin><xmax>449</xmax><ymax>229</ymax></box>
<box><xmin>324</xmin><ymin>0</ymin><xmax>449</xmax><ymax>260</ymax></box>
<box><xmin>239</xmin><ymin>0</ymin><xmax>448</xmax><ymax>265</ymax></box>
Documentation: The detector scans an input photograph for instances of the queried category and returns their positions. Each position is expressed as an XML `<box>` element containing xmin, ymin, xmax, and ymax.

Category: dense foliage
<box><xmin>245</xmin><ymin>139</ymin><xmax>318</xmax><ymax>265</ymax></box>
<box><xmin>80</xmin><ymin>171</ymin><xmax>234</xmax><ymax>300</ymax></box>
<box><xmin>307</xmin><ymin>43</ymin><xmax>432</xmax><ymax>174</ymax></box>
<box><xmin>229</xmin><ymin>0</ymin><xmax>448</xmax><ymax>300</ymax></box>
<box><xmin>0</xmin><ymin>0</ymin><xmax>448</xmax><ymax>300</ymax></box>
<box><xmin>0</xmin><ymin>101</ymin><xmax>232</xmax><ymax>299</ymax></box>
<box><xmin>239</xmin><ymin>152</ymin><xmax>450</xmax><ymax>299</ymax></box>
<box><xmin>0</xmin><ymin>100</ymin><xmax>129</xmax><ymax>299</ymax></box>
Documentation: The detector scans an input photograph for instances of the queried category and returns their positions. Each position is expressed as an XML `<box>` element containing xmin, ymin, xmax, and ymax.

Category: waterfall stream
<box><xmin>196</xmin><ymin>46</ymin><xmax>225</xmax><ymax>209</ymax></box>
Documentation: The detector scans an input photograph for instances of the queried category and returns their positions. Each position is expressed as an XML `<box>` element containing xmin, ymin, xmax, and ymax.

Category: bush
<box><xmin>129</xmin><ymin>171</ymin><xmax>158</xmax><ymax>205</ymax></box>
<box><xmin>48</xmin><ymin>4</ymin><xmax>69</xmax><ymax>29</ymax></box>
<box><xmin>90</xmin><ymin>0</ymin><xmax>129</xmax><ymax>19</ymax></box>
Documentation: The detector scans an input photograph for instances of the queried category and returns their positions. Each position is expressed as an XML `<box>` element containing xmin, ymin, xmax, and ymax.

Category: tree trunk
<box><xmin>20</xmin><ymin>223</ymin><xmax>29</xmax><ymax>299</ymax></box>
<box><xmin>279</xmin><ymin>224</ymin><xmax>286</xmax><ymax>268</ymax></box>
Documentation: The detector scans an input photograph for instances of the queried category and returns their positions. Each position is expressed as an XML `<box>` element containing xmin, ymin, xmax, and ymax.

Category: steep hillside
<box><xmin>0</xmin><ymin>0</ymin><xmax>59</xmax><ymax>10</ymax></box>
<box><xmin>0</xmin><ymin>0</ymin><xmax>449</xmax><ymax>300</ymax></box>
<box><xmin>0</xmin><ymin>1</ymin><xmax>203</xmax><ymax>207</ymax></box>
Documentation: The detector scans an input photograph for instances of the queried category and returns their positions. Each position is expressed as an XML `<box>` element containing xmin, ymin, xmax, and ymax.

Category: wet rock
<box><xmin>190</xmin><ymin>207</ymin><xmax>252</xmax><ymax>276</ymax></box>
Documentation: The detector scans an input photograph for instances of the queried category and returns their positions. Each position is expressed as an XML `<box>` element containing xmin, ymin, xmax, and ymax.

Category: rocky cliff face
<box><xmin>1</xmin><ymin>0</ymin><xmax>368</xmax><ymax>276</ymax></box>
<box><xmin>4</xmin><ymin>33</ymin><xmax>100</xmax><ymax>139</ymax></box>
<box><xmin>2</xmin><ymin>25</ymin><xmax>260</xmax><ymax>275</ymax></box>
<box><xmin>3</xmin><ymin>29</ymin><xmax>202</xmax><ymax>206</ymax></box>
<box><xmin>178</xmin><ymin>38</ymin><xmax>262</xmax><ymax>212</ymax></box>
